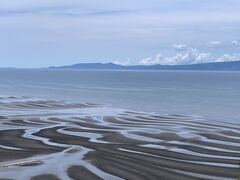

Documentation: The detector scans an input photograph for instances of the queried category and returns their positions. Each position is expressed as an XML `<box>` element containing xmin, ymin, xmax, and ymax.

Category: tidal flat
<box><xmin>0</xmin><ymin>97</ymin><xmax>239</xmax><ymax>180</ymax></box>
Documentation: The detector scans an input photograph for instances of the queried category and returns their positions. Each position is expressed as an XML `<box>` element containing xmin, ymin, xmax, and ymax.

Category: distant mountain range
<box><xmin>50</xmin><ymin>61</ymin><xmax>240</xmax><ymax>71</ymax></box>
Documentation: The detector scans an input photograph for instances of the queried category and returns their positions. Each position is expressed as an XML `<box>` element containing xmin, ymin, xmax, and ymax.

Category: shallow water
<box><xmin>0</xmin><ymin>97</ymin><xmax>239</xmax><ymax>180</ymax></box>
<box><xmin>0</xmin><ymin>69</ymin><xmax>240</xmax><ymax>122</ymax></box>
<box><xmin>0</xmin><ymin>70</ymin><xmax>240</xmax><ymax>179</ymax></box>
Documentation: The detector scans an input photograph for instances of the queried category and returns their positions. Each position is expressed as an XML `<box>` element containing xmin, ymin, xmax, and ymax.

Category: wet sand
<box><xmin>0</xmin><ymin>96</ymin><xmax>239</xmax><ymax>180</ymax></box>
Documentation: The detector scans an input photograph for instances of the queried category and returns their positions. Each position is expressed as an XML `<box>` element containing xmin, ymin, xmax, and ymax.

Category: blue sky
<box><xmin>0</xmin><ymin>0</ymin><xmax>240</xmax><ymax>67</ymax></box>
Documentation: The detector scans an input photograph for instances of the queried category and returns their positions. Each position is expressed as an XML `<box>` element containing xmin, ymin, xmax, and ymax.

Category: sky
<box><xmin>0</xmin><ymin>0</ymin><xmax>240</xmax><ymax>67</ymax></box>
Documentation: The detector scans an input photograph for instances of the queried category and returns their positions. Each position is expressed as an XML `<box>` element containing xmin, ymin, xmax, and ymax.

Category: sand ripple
<box><xmin>0</xmin><ymin>97</ymin><xmax>239</xmax><ymax>180</ymax></box>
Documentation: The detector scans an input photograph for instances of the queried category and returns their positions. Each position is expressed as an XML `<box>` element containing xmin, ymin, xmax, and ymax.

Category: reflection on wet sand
<box><xmin>0</xmin><ymin>96</ymin><xmax>239</xmax><ymax>180</ymax></box>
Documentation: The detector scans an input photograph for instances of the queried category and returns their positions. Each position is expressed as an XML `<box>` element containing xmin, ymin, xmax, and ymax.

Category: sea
<box><xmin>0</xmin><ymin>69</ymin><xmax>240</xmax><ymax>179</ymax></box>
<box><xmin>0</xmin><ymin>69</ymin><xmax>239</xmax><ymax>122</ymax></box>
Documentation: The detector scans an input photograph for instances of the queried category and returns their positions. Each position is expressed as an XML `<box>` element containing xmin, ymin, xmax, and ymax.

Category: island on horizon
<box><xmin>50</xmin><ymin>60</ymin><xmax>240</xmax><ymax>71</ymax></box>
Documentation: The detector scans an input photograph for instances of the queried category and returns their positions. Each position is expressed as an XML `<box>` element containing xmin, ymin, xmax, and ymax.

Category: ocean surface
<box><xmin>0</xmin><ymin>69</ymin><xmax>239</xmax><ymax>122</ymax></box>
<box><xmin>0</xmin><ymin>69</ymin><xmax>240</xmax><ymax>180</ymax></box>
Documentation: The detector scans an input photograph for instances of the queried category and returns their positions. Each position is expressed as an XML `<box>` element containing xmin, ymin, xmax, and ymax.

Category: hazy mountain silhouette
<box><xmin>50</xmin><ymin>61</ymin><xmax>240</xmax><ymax>71</ymax></box>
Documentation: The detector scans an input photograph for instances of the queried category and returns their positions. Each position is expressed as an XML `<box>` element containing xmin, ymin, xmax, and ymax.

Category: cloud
<box><xmin>166</xmin><ymin>48</ymin><xmax>211</xmax><ymax>64</ymax></box>
<box><xmin>139</xmin><ymin>54</ymin><xmax>163</xmax><ymax>65</ymax></box>
<box><xmin>113</xmin><ymin>58</ymin><xmax>131</xmax><ymax>65</ymax></box>
<box><xmin>208</xmin><ymin>41</ymin><xmax>222</xmax><ymax>48</ymax></box>
<box><xmin>139</xmin><ymin>45</ymin><xmax>240</xmax><ymax>65</ymax></box>
<box><xmin>173</xmin><ymin>44</ymin><xmax>188</xmax><ymax>51</ymax></box>
<box><xmin>206</xmin><ymin>40</ymin><xmax>240</xmax><ymax>48</ymax></box>
<box><xmin>139</xmin><ymin>48</ymin><xmax>212</xmax><ymax>65</ymax></box>
<box><xmin>216</xmin><ymin>53</ymin><xmax>240</xmax><ymax>62</ymax></box>
<box><xmin>231</xmin><ymin>40</ymin><xmax>240</xmax><ymax>46</ymax></box>
<box><xmin>0</xmin><ymin>7</ymin><xmax>131</xmax><ymax>18</ymax></box>
<box><xmin>1</xmin><ymin>0</ymin><xmax>240</xmax><ymax>67</ymax></box>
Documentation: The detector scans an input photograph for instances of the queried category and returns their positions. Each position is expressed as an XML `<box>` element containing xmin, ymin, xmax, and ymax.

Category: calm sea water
<box><xmin>0</xmin><ymin>69</ymin><xmax>239</xmax><ymax>122</ymax></box>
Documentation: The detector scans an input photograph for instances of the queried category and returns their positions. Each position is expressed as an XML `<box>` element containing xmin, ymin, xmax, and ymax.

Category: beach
<box><xmin>0</xmin><ymin>97</ymin><xmax>239</xmax><ymax>180</ymax></box>
<box><xmin>1</xmin><ymin>0</ymin><xmax>240</xmax><ymax>179</ymax></box>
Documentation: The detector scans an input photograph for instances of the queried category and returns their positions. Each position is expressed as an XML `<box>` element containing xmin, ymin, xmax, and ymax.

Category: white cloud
<box><xmin>166</xmin><ymin>48</ymin><xmax>212</xmax><ymax>64</ymax></box>
<box><xmin>139</xmin><ymin>48</ymin><xmax>212</xmax><ymax>65</ymax></box>
<box><xmin>231</xmin><ymin>40</ymin><xmax>240</xmax><ymax>46</ymax></box>
<box><xmin>139</xmin><ymin>54</ymin><xmax>163</xmax><ymax>65</ymax></box>
<box><xmin>216</xmin><ymin>53</ymin><xmax>240</xmax><ymax>62</ymax></box>
<box><xmin>113</xmin><ymin>58</ymin><xmax>131</xmax><ymax>65</ymax></box>
<box><xmin>206</xmin><ymin>40</ymin><xmax>240</xmax><ymax>48</ymax></box>
<box><xmin>208</xmin><ymin>41</ymin><xmax>222</xmax><ymax>48</ymax></box>
<box><xmin>195</xmin><ymin>53</ymin><xmax>211</xmax><ymax>62</ymax></box>
<box><xmin>173</xmin><ymin>44</ymin><xmax>188</xmax><ymax>51</ymax></box>
<box><xmin>139</xmin><ymin>45</ymin><xmax>240</xmax><ymax>65</ymax></box>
